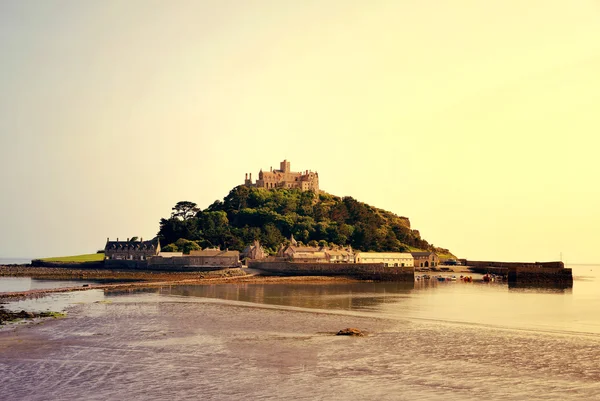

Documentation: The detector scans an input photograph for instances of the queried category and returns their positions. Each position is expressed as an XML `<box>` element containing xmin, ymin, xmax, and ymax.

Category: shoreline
<box><xmin>0</xmin><ymin>265</ymin><xmax>361</xmax><ymax>301</ymax></box>
<box><xmin>1</xmin><ymin>282</ymin><xmax>598</xmax><ymax>400</ymax></box>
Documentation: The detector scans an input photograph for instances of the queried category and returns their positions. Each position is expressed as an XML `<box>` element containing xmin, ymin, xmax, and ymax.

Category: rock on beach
<box><xmin>336</xmin><ymin>328</ymin><xmax>364</xmax><ymax>336</ymax></box>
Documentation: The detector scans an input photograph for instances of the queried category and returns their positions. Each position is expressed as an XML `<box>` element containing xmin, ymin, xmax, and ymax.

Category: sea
<box><xmin>0</xmin><ymin>264</ymin><xmax>599</xmax><ymax>400</ymax></box>
<box><xmin>0</xmin><ymin>257</ymin><xmax>32</xmax><ymax>265</ymax></box>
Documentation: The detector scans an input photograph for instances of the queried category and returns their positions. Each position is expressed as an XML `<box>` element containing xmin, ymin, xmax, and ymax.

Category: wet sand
<box><xmin>1</xmin><ymin>292</ymin><xmax>599</xmax><ymax>401</ymax></box>
<box><xmin>0</xmin><ymin>297</ymin><xmax>393</xmax><ymax>400</ymax></box>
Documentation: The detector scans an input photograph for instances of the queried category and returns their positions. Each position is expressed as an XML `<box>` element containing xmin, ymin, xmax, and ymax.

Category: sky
<box><xmin>1</xmin><ymin>0</ymin><xmax>599</xmax><ymax>264</ymax></box>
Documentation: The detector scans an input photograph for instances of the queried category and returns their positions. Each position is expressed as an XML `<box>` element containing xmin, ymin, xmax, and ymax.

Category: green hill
<box><xmin>158</xmin><ymin>186</ymin><xmax>454</xmax><ymax>257</ymax></box>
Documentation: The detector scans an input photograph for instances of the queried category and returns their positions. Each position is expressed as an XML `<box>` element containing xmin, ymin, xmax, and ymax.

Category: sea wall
<box><xmin>147</xmin><ymin>256</ymin><xmax>240</xmax><ymax>270</ymax></box>
<box><xmin>248</xmin><ymin>261</ymin><xmax>414</xmax><ymax>281</ymax></box>
<box><xmin>460</xmin><ymin>260</ymin><xmax>564</xmax><ymax>269</ymax></box>
<box><xmin>507</xmin><ymin>266</ymin><xmax>573</xmax><ymax>285</ymax></box>
<box><xmin>31</xmin><ymin>259</ymin><xmax>105</xmax><ymax>269</ymax></box>
<box><xmin>30</xmin><ymin>258</ymin><xmax>243</xmax><ymax>272</ymax></box>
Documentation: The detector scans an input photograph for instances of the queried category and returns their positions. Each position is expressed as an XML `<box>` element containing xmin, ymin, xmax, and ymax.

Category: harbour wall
<box><xmin>458</xmin><ymin>259</ymin><xmax>572</xmax><ymax>285</ymax></box>
<box><xmin>460</xmin><ymin>260</ymin><xmax>564</xmax><ymax>270</ymax></box>
<box><xmin>32</xmin><ymin>259</ymin><xmax>240</xmax><ymax>272</ymax></box>
<box><xmin>248</xmin><ymin>261</ymin><xmax>414</xmax><ymax>281</ymax></box>
<box><xmin>507</xmin><ymin>266</ymin><xmax>573</xmax><ymax>285</ymax></box>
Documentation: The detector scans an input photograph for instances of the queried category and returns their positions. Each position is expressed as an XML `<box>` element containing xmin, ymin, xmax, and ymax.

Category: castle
<box><xmin>244</xmin><ymin>160</ymin><xmax>319</xmax><ymax>193</ymax></box>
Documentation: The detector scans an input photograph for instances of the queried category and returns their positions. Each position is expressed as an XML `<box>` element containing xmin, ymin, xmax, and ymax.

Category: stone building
<box><xmin>276</xmin><ymin>240</ymin><xmax>328</xmax><ymax>263</ymax></box>
<box><xmin>324</xmin><ymin>247</ymin><xmax>355</xmax><ymax>263</ymax></box>
<box><xmin>355</xmin><ymin>252</ymin><xmax>414</xmax><ymax>267</ymax></box>
<box><xmin>241</xmin><ymin>240</ymin><xmax>267</xmax><ymax>261</ymax></box>
<box><xmin>275</xmin><ymin>236</ymin><xmax>353</xmax><ymax>263</ymax></box>
<box><xmin>411</xmin><ymin>251</ymin><xmax>440</xmax><ymax>268</ymax></box>
<box><xmin>158</xmin><ymin>252</ymin><xmax>184</xmax><ymax>258</ymax></box>
<box><xmin>147</xmin><ymin>248</ymin><xmax>241</xmax><ymax>269</ymax></box>
<box><xmin>104</xmin><ymin>238</ymin><xmax>159</xmax><ymax>261</ymax></box>
<box><xmin>244</xmin><ymin>160</ymin><xmax>319</xmax><ymax>193</ymax></box>
<box><xmin>187</xmin><ymin>248</ymin><xmax>241</xmax><ymax>267</ymax></box>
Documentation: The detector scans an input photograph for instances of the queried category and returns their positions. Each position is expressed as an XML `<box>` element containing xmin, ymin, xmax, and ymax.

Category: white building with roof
<box><xmin>354</xmin><ymin>252</ymin><xmax>414</xmax><ymax>267</ymax></box>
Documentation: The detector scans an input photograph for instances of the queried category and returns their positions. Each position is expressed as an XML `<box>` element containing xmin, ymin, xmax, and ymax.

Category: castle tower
<box><xmin>244</xmin><ymin>160</ymin><xmax>319</xmax><ymax>193</ymax></box>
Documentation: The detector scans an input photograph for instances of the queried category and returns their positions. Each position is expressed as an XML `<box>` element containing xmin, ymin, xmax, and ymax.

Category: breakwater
<box><xmin>460</xmin><ymin>259</ymin><xmax>564</xmax><ymax>270</ymax></box>
<box><xmin>459</xmin><ymin>259</ymin><xmax>572</xmax><ymax>285</ymax></box>
<box><xmin>507</xmin><ymin>266</ymin><xmax>573</xmax><ymax>286</ymax></box>
<box><xmin>30</xmin><ymin>259</ymin><xmax>239</xmax><ymax>272</ymax></box>
<box><xmin>248</xmin><ymin>261</ymin><xmax>414</xmax><ymax>281</ymax></box>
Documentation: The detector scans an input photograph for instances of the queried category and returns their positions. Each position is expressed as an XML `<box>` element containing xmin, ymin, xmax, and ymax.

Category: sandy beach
<box><xmin>2</xmin><ymin>285</ymin><xmax>600</xmax><ymax>401</ymax></box>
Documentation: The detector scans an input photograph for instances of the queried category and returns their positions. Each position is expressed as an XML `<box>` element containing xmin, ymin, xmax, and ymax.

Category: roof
<box><xmin>287</xmin><ymin>246</ymin><xmax>321</xmax><ymax>253</ymax></box>
<box><xmin>291</xmin><ymin>252</ymin><xmax>327</xmax><ymax>259</ymax></box>
<box><xmin>189</xmin><ymin>249</ymin><xmax>239</xmax><ymax>257</ymax></box>
<box><xmin>325</xmin><ymin>250</ymin><xmax>353</xmax><ymax>256</ymax></box>
<box><xmin>105</xmin><ymin>240</ymin><xmax>156</xmax><ymax>251</ymax></box>
<box><xmin>411</xmin><ymin>252</ymin><xmax>434</xmax><ymax>257</ymax></box>
<box><xmin>356</xmin><ymin>252</ymin><xmax>413</xmax><ymax>258</ymax></box>
<box><xmin>158</xmin><ymin>252</ymin><xmax>183</xmax><ymax>258</ymax></box>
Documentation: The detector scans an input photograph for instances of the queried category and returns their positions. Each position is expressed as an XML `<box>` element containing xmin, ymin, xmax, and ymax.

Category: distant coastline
<box><xmin>0</xmin><ymin>258</ymin><xmax>32</xmax><ymax>265</ymax></box>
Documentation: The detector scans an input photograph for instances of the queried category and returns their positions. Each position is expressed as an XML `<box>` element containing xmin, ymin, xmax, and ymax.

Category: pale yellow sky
<box><xmin>0</xmin><ymin>1</ymin><xmax>598</xmax><ymax>263</ymax></box>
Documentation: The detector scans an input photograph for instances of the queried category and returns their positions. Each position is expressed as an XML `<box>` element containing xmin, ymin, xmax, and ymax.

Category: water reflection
<box><xmin>508</xmin><ymin>282</ymin><xmax>573</xmax><ymax>293</ymax></box>
<box><xmin>157</xmin><ymin>282</ymin><xmax>415</xmax><ymax>311</ymax></box>
<box><xmin>3</xmin><ymin>290</ymin><xmax>105</xmax><ymax>313</ymax></box>
<box><xmin>127</xmin><ymin>267</ymin><xmax>600</xmax><ymax>334</ymax></box>
<box><xmin>0</xmin><ymin>277</ymin><xmax>135</xmax><ymax>292</ymax></box>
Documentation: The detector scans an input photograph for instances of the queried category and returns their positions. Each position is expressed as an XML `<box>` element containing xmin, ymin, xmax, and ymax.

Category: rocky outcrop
<box><xmin>0</xmin><ymin>307</ymin><xmax>64</xmax><ymax>325</ymax></box>
<box><xmin>336</xmin><ymin>328</ymin><xmax>364</xmax><ymax>336</ymax></box>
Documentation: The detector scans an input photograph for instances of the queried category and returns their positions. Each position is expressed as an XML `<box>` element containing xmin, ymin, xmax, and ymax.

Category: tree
<box><xmin>174</xmin><ymin>238</ymin><xmax>201</xmax><ymax>254</ymax></box>
<box><xmin>155</xmin><ymin>187</ymin><xmax>450</xmax><ymax>256</ymax></box>
<box><xmin>161</xmin><ymin>243</ymin><xmax>178</xmax><ymax>252</ymax></box>
<box><xmin>171</xmin><ymin>201</ymin><xmax>199</xmax><ymax>221</ymax></box>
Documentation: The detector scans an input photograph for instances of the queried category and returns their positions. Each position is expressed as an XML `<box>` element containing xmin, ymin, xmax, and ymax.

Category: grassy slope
<box><xmin>40</xmin><ymin>253</ymin><xmax>104</xmax><ymax>263</ymax></box>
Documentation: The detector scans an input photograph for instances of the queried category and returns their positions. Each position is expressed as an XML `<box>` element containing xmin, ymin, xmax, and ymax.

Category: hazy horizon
<box><xmin>1</xmin><ymin>1</ymin><xmax>599</xmax><ymax>264</ymax></box>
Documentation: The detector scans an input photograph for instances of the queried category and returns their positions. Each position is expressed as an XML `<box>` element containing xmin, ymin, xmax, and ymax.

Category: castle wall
<box><xmin>247</xmin><ymin>160</ymin><xmax>319</xmax><ymax>193</ymax></box>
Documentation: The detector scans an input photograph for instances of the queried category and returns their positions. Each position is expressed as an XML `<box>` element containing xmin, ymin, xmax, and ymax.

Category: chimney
<box><xmin>117</xmin><ymin>237</ymin><xmax>119</xmax><ymax>241</ymax></box>
<box><xmin>250</xmin><ymin>173</ymin><xmax>252</xmax><ymax>181</ymax></box>
<box><xmin>140</xmin><ymin>237</ymin><xmax>143</xmax><ymax>242</ymax></box>
<box><xmin>127</xmin><ymin>238</ymin><xmax>129</xmax><ymax>242</ymax></box>
<box><xmin>107</xmin><ymin>237</ymin><xmax>109</xmax><ymax>242</ymax></box>
<box><xmin>245</xmin><ymin>173</ymin><xmax>248</xmax><ymax>180</ymax></box>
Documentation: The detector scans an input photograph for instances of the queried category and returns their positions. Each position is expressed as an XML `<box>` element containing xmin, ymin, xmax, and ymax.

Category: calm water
<box><xmin>2</xmin><ymin>265</ymin><xmax>598</xmax><ymax>334</ymax></box>
<box><xmin>0</xmin><ymin>277</ymin><xmax>103</xmax><ymax>293</ymax></box>
<box><xmin>1</xmin><ymin>264</ymin><xmax>599</xmax><ymax>400</ymax></box>
<box><xmin>145</xmin><ymin>264</ymin><xmax>600</xmax><ymax>335</ymax></box>
<box><xmin>0</xmin><ymin>258</ymin><xmax>31</xmax><ymax>265</ymax></box>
